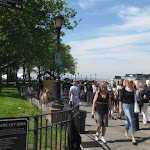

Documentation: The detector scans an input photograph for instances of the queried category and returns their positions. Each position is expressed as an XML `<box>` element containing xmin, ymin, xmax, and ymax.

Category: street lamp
<box><xmin>86</xmin><ymin>75</ymin><xmax>87</xmax><ymax>81</ymax></box>
<box><xmin>75</xmin><ymin>73</ymin><xmax>76</xmax><ymax>81</ymax></box>
<box><xmin>53</xmin><ymin>13</ymin><xmax>64</xmax><ymax>107</ymax></box>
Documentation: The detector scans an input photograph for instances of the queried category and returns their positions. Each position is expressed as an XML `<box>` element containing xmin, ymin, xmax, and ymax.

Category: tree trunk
<box><xmin>27</xmin><ymin>63</ymin><xmax>31</xmax><ymax>84</ymax></box>
<box><xmin>15</xmin><ymin>66</ymin><xmax>18</xmax><ymax>88</ymax></box>
<box><xmin>0</xmin><ymin>66</ymin><xmax>2</xmax><ymax>93</ymax></box>
<box><xmin>6</xmin><ymin>67</ymin><xmax>9</xmax><ymax>86</ymax></box>
<box><xmin>38</xmin><ymin>62</ymin><xmax>41</xmax><ymax>99</ymax></box>
<box><xmin>23</xmin><ymin>61</ymin><xmax>25</xmax><ymax>84</ymax></box>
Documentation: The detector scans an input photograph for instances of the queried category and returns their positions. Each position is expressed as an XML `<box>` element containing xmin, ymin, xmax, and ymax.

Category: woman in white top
<box><xmin>92</xmin><ymin>82</ymin><xmax>98</xmax><ymax>98</ymax></box>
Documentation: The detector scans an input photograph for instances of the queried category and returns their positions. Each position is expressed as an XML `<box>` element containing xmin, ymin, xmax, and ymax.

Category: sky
<box><xmin>61</xmin><ymin>0</ymin><xmax>150</xmax><ymax>80</ymax></box>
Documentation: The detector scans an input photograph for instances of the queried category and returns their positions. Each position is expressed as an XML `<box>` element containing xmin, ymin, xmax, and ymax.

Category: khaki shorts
<box><xmin>95</xmin><ymin>112</ymin><xmax>108</xmax><ymax>127</ymax></box>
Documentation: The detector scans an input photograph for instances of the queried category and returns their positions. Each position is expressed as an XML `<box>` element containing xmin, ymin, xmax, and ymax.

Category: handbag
<box><xmin>134</xmin><ymin>100</ymin><xmax>140</xmax><ymax>113</ymax></box>
<box><xmin>139</xmin><ymin>99</ymin><xmax>143</xmax><ymax>107</ymax></box>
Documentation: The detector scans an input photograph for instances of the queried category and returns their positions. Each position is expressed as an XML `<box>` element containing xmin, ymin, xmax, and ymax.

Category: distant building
<box><xmin>113</xmin><ymin>74</ymin><xmax>150</xmax><ymax>89</ymax></box>
<box><xmin>113</xmin><ymin>76</ymin><xmax>122</xmax><ymax>86</ymax></box>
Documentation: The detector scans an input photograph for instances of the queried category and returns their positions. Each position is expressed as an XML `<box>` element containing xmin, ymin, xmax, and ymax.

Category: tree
<box><xmin>0</xmin><ymin>0</ymin><xmax>80</xmax><ymax>92</ymax></box>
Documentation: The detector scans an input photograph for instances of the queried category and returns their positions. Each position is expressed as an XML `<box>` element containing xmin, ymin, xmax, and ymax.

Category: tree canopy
<box><xmin>0</xmin><ymin>0</ymin><xmax>81</xmax><ymax>76</ymax></box>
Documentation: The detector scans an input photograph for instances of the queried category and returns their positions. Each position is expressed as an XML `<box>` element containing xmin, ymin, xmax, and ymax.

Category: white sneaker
<box><xmin>95</xmin><ymin>132</ymin><xmax>100</xmax><ymax>141</ymax></box>
<box><xmin>101</xmin><ymin>136</ymin><xmax>107</xmax><ymax>144</ymax></box>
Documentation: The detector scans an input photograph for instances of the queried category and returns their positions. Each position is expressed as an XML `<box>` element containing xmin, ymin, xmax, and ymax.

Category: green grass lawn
<box><xmin>0</xmin><ymin>86</ymin><xmax>41</xmax><ymax>118</ymax></box>
<box><xmin>0</xmin><ymin>85</ymin><xmax>68</xmax><ymax>149</ymax></box>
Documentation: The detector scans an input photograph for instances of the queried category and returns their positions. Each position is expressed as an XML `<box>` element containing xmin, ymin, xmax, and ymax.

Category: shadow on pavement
<box><xmin>108</xmin><ymin>139</ymin><xmax>131</xmax><ymax>143</ymax></box>
<box><xmin>81</xmin><ymin>137</ymin><xmax>112</xmax><ymax>150</ymax></box>
<box><xmin>140</xmin><ymin>127</ymin><xmax>150</xmax><ymax>130</ymax></box>
<box><xmin>135</xmin><ymin>136</ymin><xmax>150</xmax><ymax>144</ymax></box>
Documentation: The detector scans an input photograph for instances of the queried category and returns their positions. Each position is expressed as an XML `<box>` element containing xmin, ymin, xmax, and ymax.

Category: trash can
<box><xmin>79</xmin><ymin>110</ymin><xmax>86</xmax><ymax>133</ymax></box>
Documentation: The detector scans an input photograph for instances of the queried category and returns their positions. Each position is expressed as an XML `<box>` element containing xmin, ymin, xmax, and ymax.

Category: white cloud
<box><xmin>69</xmin><ymin>32</ymin><xmax>150</xmax><ymax>55</ymax></box>
<box><xmin>78</xmin><ymin>0</ymin><xmax>112</xmax><ymax>9</ymax></box>
<box><xmin>119</xmin><ymin>7</ymin><xmax>140</xmax><ymax>17</ymax></box>
<box><xmin>106</xmin><ymin>6</ymin><xmax>150</xmax><ymax>33</ymax></box>
<box><xmin>78</xmin><ymin>1</ymin><xmax>88</xmax><ymax>9</ymax></box>
<box><xmin>67</xmin><ymin>5</ymin><xmax>150</xmax><ymax>79</ymax></box>
<box><xmin>78</xmin><ymin>0</ymin><xmax>97</xmax><ymax>9</ymax></box>
<box><xmin>117</xmin><ymin>6</ymin><xmax>150</xmax><ymax>32</ymax></box>
<box><xmin>68</xmin><ymin>32</ymin><xmax>150</xmax><ymax>79</ymax></box>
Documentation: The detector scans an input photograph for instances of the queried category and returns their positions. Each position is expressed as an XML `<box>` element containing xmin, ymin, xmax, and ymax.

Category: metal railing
<box><xmin>27</xmin><ymin>100</ymin><xmax>79</xmax><ymax>150</ymax></box>
<box><xmin>18</xmin><ymin>83</ymin><xmax>80</xmax><ymax>150</ymax></box>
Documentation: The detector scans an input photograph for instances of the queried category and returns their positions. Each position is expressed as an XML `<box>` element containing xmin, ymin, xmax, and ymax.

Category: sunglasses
<box><xmin>101</xmin><ymin>87</ymin><xmax>107</xmax><ymax>89</ymax></box>
<box><xmin>129</xmin><ymin>81</ymin><xmax>133</xmax><ymax>83</ymax></box>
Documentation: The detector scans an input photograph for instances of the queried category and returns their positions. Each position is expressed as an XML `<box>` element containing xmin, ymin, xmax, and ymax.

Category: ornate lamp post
<box><xmin>53</xmin><ymin>13</ymin><xmax>64</xmax><ymax>105</ymax></box>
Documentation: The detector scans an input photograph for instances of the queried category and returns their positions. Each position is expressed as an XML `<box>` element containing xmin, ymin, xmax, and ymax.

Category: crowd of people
<box><xmin>62</xmin><ymin>78</ymin><xmax>149</xmax><ymax>145</ymax></box>
<box><xmin>25</xmin><ymin>77</ymin><xmax>149</xmax><ymax>145</ymax></box>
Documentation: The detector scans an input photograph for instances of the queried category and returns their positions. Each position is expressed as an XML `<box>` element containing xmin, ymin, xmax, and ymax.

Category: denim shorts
<box><xmin>123</xmin><ymin>103</ymin><xmax>136</xmax><ymax>133</ymax></box>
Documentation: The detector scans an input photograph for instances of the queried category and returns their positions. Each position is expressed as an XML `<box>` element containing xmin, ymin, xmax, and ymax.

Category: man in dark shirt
<box><xmin>64</xmin><ymin>81</ymin><xmax>71</xmax><ymax>99</ymax></box>
<box><xmin>144</xmin><ymin>81</ymin><xmax>150</xmax><ymax>100</ymax></box>
<box><xmin>86</xmin><ymin>82</ymin><xmax>93</xmax><ymax>104</ymax></box>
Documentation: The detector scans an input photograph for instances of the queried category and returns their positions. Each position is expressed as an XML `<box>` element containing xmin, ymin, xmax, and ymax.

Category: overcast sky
<box><xmin>62</xmin><ymin>0</ymin><xmax>150</xmax><ymax>80</ymax></box>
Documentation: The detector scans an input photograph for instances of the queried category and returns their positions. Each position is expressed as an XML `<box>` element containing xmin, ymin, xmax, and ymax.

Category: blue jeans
<box><xmin>123</xmin><ymin>103</ymin><xmax>136</xmax><ymax>133</ymax></box>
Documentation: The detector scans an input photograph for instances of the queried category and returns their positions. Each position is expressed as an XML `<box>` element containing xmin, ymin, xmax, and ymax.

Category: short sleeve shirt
<box><xmin>70</xmin><ymin>86</ymin><xmax>79</xmax><ymax>97</ymax></box>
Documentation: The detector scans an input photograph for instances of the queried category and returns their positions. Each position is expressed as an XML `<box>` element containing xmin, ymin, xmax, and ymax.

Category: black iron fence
<box><xmin>15</xmin><ymin>82</ymin><xmax>81</xmax><ymax>150</ymax></box>
<box><xmin>26</xmin><ymin>100</ymin><xmax>79</xmax><ymax>150</ymax></box>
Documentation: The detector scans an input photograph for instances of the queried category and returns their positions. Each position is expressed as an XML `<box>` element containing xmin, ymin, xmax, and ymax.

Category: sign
<box><xmin>0</xmin><ymin>0</ymin><xmax>23</xmax><ymax>10</ymax></box>
<box><xmin>0</xmin><ymin>118</ymin><xmax>28</xmax><ymax>150</ymax></box>
<box><xmin>55</xmin><ymin>52</ymin><xmax>63</xmax><ymax>67</ymax></box>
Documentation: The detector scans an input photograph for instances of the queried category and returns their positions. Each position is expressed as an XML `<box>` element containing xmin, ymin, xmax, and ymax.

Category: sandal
<box><xmin>132</xmin><ymin>140</ymin><xmax>137</xmax><ymax>145</ymax></box>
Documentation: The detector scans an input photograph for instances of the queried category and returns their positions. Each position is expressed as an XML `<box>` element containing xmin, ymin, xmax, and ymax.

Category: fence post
<box><xmin>33</xmin><ymin>116</ymin><xmax>38</xmax><ymax>150</ymax></box>
<box><xmin>68</xmin><ymin>109</ymin><xmax>72</xmax><ymax>150</ymax></box>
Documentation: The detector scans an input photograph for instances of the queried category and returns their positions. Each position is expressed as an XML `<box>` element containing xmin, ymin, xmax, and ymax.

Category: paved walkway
<box><xmin>79</xmin><ymin>102</ymin><xmax>150</xmax><ymax>150</ymax></box>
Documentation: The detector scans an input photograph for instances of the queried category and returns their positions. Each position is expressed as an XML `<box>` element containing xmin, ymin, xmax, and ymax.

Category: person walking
<box><xmin>119</xmin><ymin>78</ymin><xmax>137</xmax><ymax>145</ymax></box>
<box><xmin>107</xmin><ymin>84</ymin><xmax>115</xmax><ymax>119</ymax></box>
<box><xmin>116</xmin><ymin>79</ymin><xmax>124</xmax><ymax>119</ymax></box>
<box><xmin>86</xmin><ymin>81</ymin><xmax>93</xmax><ymax>104</ymax></box>
<box><xmin>64</xmin><ymin>81</ymin><xmax>71</xmax><ymax>99</ymax></box>
<box><xmin>92</xmin><ymin>82</ymin><xmax>98</xmax><ymax>99</ymax></box>
<box><xmin>91</xmin><ymin>82</ymin><xmax>111</xmax><ymax>143</ymax></box>
<box><xmin>142</xmin><ymin>83</ymin><xmax>149</xmax><ymax>125</ymax></box>
<box><xmin>84</xmin><ymin>82</ymin><xmax>87</xmax><ymax>102</ymax></box>
<box><xmin>69</xmin><ymin>82</ymin><xmax>81</xmax><ymax>105</ymax></box>
<box><xmin>80</xmin><ymin>81</ymin><xmax>85</xmax><ymax>100</ymax></box>
<box><xmin>41</xmin><ymin>88</ymin><xmax>50</xmax><ymax>106</ymax></box>
<box><xmin>134</xmin><ymin>84</ymin><xmax>140</xmax><ymax>130</ymax></box>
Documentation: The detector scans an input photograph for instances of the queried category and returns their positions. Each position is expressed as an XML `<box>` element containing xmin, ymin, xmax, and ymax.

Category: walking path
<box><xmin>79</xmin><ymin>102</ymin><xmax>150</xmax><ymax>150</ymax></box>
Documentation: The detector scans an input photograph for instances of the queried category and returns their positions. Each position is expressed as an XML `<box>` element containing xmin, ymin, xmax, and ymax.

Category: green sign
<box><xmin>55</xmin><ymin>52</ymin><xmax>63</xmax><ymax>67</ymax></box>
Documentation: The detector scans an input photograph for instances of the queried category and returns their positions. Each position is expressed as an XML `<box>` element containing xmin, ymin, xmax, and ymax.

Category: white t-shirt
<box><xmin>70</xmin><ymin>85</ymin><xmax>80</xmax><ymax>104</ymax></box>
<box><xmin>92</xmin><ymin>85</ymin><xmax>97</xmax><ymax>93</ymax></box>
<box><xmin>70</xmin><ymin>86</ymin><xmax>79</xmax><ymax>96</ymax></box>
